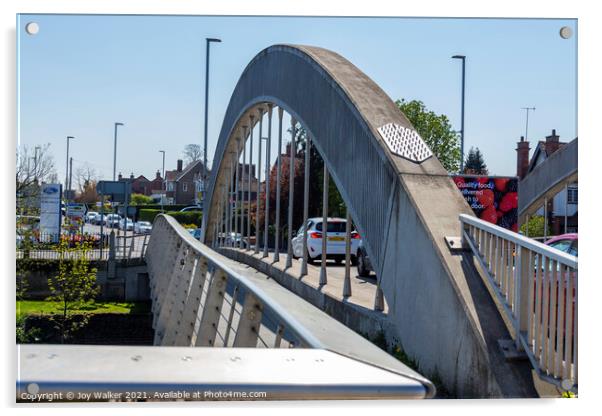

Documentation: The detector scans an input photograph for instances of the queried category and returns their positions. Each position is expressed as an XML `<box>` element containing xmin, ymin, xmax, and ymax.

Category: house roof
<box><xmin>527</xmin><ymin>140</ymin><xmax>568</xmax><ymax>174</ymax></box>
<box><xmin>165</xmin><ymin>160</ymin><xmax>210</xmax><ymax>182</ymax></box>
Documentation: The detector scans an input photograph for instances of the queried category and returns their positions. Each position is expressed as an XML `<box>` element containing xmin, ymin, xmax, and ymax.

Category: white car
<box><xmin>119</xmin><ymin>218</ymin><xmax>134</xmax><ymax>231</ymax></box>
<box><xmin>104</xmin><ymin>214</ymin><xmax>121</xmax><ymax>228</ymax></box>
<box><xmin>85</xmin><ymin>212</ymin><xmax>99</xmax><ymax>223</ymax></box>
<box><xmin>291</xmin><ymin>217</ymin><xmax>360</xmax><ymax>264</ymax></box>
<box><xmin>134</xmin><ymin>221</ymin><xmax>153</xmax><ymax>234</ymax></box>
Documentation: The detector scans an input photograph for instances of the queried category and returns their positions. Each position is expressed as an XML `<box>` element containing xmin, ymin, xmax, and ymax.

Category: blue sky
<box><xmin>17</xmin><ymin>14</ymin><xmax>577</xmax><ymax>182</ymax></box>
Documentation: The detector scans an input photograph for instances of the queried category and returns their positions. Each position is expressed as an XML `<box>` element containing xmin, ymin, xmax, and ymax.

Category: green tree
<box><xmin>520</xmin><ymin>215</ymin><xmax>551</xmax><ymax>238</ymax></box>
<box><xmin>395</xmin><ymin>99</ymin><xmax>461</xmax><ymax>172</ymax></box>
<box><xmin>464</xmin><ymin>147</ymin><xmax>488</xmax><ymax>175</ymax></box>
<box><xmin>47</xmin><ymin>239</ymin><xmax>99</xmax><ymax>343</ymax></box>
<box><xmin>130</xmin><ymin>193</ymin><xmax>154</xmax><ymax>206</ymax></box>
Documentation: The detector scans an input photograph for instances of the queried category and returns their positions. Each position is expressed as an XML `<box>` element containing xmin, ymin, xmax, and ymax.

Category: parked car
<box><xmin>224</xmin><ymin>232</ymin><xmax>246</xmax><ymax>247</ymax></box>
<box><xmin>85</xmin><ymin>211</ymin><xmax>99</xmax><ymax>223</ymax></box>
<box><xmin>119</xmin><ymin>217</ymin><xmax>134</xmax><ymax>231</ymax></box>
<box><xmin>545</xmin><ymin>233</ymin><xmax>578</xmax><ymax>257</ymax></box>
<box><xmin>188</xmin><ymin>228</ymin><xmax>202</xmax><ymax>240</ymax></box>
<box><xmin>180</xmin><ymin>205</ymin><xmax>202</xmax><ymax>212</ymax></box>
<box><xmin>356</xmin><ymin>239</ymin><xmax>373</xmax><ymax>277</ymax></box>
<box><xmin>291</xmin><ymin>217</ymin><xmax>360</xmax><ymax>264</ymax></box>
<box><xmin>104</xmin><ymin>214</ymin><xmax>121</xmax><ymax>228</ymax></box>
<box><xmin>134</xmin><ymin>221</ymin><xmax>153</xmax><ymax>234</ymax></box>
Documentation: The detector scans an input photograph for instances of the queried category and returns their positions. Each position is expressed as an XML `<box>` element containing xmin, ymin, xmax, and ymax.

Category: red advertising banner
<box><xmin>452</xmin><ymin>175</ymin><xmax>518</xmax><ymax>231</ymax></box>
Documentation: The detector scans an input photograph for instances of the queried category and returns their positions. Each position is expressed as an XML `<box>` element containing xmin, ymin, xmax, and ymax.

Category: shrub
<box><xmin>139</xmin><ymin>209</ymin><xmax>202</xmax><ymax>227</ymax></box>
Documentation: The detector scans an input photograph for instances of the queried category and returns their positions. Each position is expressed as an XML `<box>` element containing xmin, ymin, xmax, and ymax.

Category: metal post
<box><xmin>113</xmin><ymin>122</ymin><xmax>124</xmax><ymax>181</ymax></box>
<box><xmin>343</xmin><ymin>209</ymin><xmax>352</xmax><ymax>298</ymax></box>
<box><xmin>274</xmin><ymin>108</ymin><xmax>284</xmax><ymax>262</ymax></box>
<box><xmin>525</xmin><ymin>214</ymin><xmax>530</xmax><ymax>237</ymax></box>
<box><xmin>452</xmin><ymin>55</ymin><xmax>465</xmax><ymax>172</ymax></box>
<box><xmin>65</xmin><ymin>136</ymin><xmax>74</xmax><ymax>191</ymax></box>
<box><xmin>285</xmin><ymin>118</ymin><xmax>296</xmax><ymax>268</ymax></box>
<box><xmin>255</xmin><ymin>108</ymin><xmax>264</xmax><ymax>254</ymax></box>
<box><xmin>522</xmin><ymin>107</ymin><xmax>536</xmax><ymax>141</ymax></box>
<box><xmin>564</xmin><ymin>183</ymin><xmax>568</xmax><ymax>234</ymax></box>
<box><xmin>319</xmin><ymin>165</ymin><xmax>328</xmax><ymax>285</ymax></box>
<box><xmin>234</xmin><ymin>140</ymin><xmax>241</xmax><ymax>248</ymax></box>
<box><xmin>263</xmin><ymin>105</ymin><xmax>273</xmax><ymax>258</ymax></box>
<box><xmin>228</xmin><ymin>156</ymin><xmax>234</xmax><ymax>247</ymax></box>
<box><xmin>543</xmin><ymin>197</ymin><xmax>548</xmax><ymax>242</ymax></box>
<box><xmin>203</xmin><ymin>38</ymin><xmax>221</xmax><ymax>223</ymax></box>
<box><xmin>68</xmin><ymin>157</ymin><xmax>73</xmax><ymax>197</ymax></box>
<box><xmin>247</xmin><ymin>116</ymin><xmax>254</xmax><ymax>251</ymax></box>
<box><xmin>300</xmin><ymin>135</ymin><xmax>311</xmax><ymax>277</ymax></box>
<box><xmin>99</xmin><ymin>194</ymin><xmax>105</xmax><ymax>258</ymax></box>
<box><xmin>241</xmin><ymin>128</ymin><xmax>247</xmax><ymax>248</ymax></box>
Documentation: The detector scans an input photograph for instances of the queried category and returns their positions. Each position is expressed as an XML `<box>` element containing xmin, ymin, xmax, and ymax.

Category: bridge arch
<box><xmin>202</xmin><ymin>44</ymin><xmax>535</xmax><ymax>397</ymax></box>
<box><xmin>203</xmin><ymin>44</ymin><xmax>450</xmax><ymax>279</ymax></box>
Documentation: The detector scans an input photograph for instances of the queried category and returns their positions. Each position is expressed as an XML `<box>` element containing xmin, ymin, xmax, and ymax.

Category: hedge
<box><xmin>139</xmin><ymin>209</ymin><xmax>202</xmax><ymax>227</ymax></box>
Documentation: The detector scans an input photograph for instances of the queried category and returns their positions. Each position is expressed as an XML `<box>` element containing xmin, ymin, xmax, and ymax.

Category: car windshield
<box><xmin>139</xmin><ymin>222</ymin><xmax>150</xmax><ymax>226</ymax></box>
<box><xmin>315</xmin><ymin>221</ymin><xmax>347</xmax><ymax>233</ymax></box>
<box><xmin>548</xmin><ymin>239</ymin><xmax>572</xmax><ymax>254</ymax></box>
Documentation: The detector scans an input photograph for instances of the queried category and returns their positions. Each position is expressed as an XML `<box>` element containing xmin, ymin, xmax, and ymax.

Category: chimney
<box><xmin>118</xmin><ymin>172</ymin><xmax>123</xmax><ymax>181</ymax></box>
<box><xmin>516</xmin><ymin>136</ymin><xmax>530</xmax><ymax>179</ymax></box>
<box><xmin>177</xmin><ymin>159</ymin><xmax>183</xmax><ymax>172</ymax></box>
<box><xmin>156</xmin><ymin>170</ymin><xmax>161</xmax><ymax>179</ymax></box>
<box><xmin>545</xmin><ymin>129</ymin><xmax>561</xmax><ymax>155</ymax></box>
<box><xmin>130</xmin><ymin>172</ymin><xmax>134</xmax><ymax>180</ymax></box>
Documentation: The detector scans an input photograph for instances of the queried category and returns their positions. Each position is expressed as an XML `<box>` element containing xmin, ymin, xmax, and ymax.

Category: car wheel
<box><xmin>357</xmin><ymin>251</ymin><xmax>370</xmax><ymax>277</ymax></box>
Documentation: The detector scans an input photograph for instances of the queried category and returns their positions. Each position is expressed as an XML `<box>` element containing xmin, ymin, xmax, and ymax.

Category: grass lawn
<box><xmin>16</xmin><ymin>300</ymin><xmax>150</xmax><ymax>319</ymax></box>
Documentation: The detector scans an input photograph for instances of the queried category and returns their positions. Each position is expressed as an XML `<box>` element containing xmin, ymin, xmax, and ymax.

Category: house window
<box><xmin>167</xmin><ymin>182</ymin><xmax>174</xmax><ymax>191</ymax></box>
<box><xmin>183</xmin><ymin>182</ymin><xmax>188</xmax><ymax>192</ymax></box>
<box><xmin>567</xmin><ymin>187</ymin><xmax>578</xmax><ymax>204</ymax></box>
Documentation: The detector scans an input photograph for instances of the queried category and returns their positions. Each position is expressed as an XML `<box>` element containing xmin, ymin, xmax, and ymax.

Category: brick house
<box><xmin>165</xmin><ymin>159</ymin><xmax>210</xmax><ymax>205</ymax></box>
<box><xmin>516</xmin><ymin>129</ymin><xmax>578</xmax><ymax>234</ymax></box>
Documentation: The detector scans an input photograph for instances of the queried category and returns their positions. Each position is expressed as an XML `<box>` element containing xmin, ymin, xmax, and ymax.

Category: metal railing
<box><xmin>16</xmin><ymin>232</ymin><xmax>149</xmax><ymax>261</ymax></box>
<box><xmin>460</xmin><ymin>214</ymin><xmax>577</xmax><ymax>391</ymax></box>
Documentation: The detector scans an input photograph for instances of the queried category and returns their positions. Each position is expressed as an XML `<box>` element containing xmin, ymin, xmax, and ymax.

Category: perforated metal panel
<box><xmin>377</xmin><ymin>123</ymin><xmax>433</xmax><ymax>163</ymax></box>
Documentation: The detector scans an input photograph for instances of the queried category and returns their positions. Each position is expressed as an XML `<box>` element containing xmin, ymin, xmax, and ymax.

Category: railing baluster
<box><xmin>195</xmin><ymin>268</ymin><xmax>227</xmax><ymax>347</ymax></box>
<box><xmin>547</xmin><ymin>259</ymin><xmax>558</xmax><ymax>375</ymax></box>
<box><xmin>554</xmin><ymin>264</ymin><xmax>566</xmax><ymax>378</ymax></box>
<box><xmin>162</xmin><ymin>251</ymin><xmax>196</xmax><ymax>345</ymax></box>
<box><xmin>176</xmin><ymin>257</ymin><xmax>209</xmax><ymax>346</ymax></box>
<box><xmin>233</xmin><ymin>292</ymin><xmax>263</xmax><ymax>347</ymax></box>
<box><xmin>534</xmin><ymin>253</ymin><xmax>543</xmax><ymax>361</ymax></box>
<box><xmin>540</xmin><ymin>256</ymin><xmax>550</xmax><ymax>373</ymax></box>
<box><xmin>222</xmin><ymin>285</ymin><xmax>240</xmax><ymax>347</ymax></box>
<box><xmin>563</xmin><ymin>264</ymin><xmax>574</xmax><ymax>381</ymax></box>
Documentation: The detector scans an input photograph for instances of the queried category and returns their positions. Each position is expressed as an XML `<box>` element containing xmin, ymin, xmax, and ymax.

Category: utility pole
<box><xmin>452</xmin><ymin>55</ymin><xmax>466</xmax><ymax>172</ymax></box>
<box><xmin>203</xmin><ymin>37</ymin><xmax>221</xmax><ymax>223</ymax></box>
<box><xmin>113</xmin><ymin>122</ymin><xmax>124</xmax><ymax>181</ymax></box>
<box><xmin>521</xmin><ymin>107</ymin><xmax>536</xmax><ymax>140</ymax></box>
<box><xmin>65</xmin><ymin>136</ymin><xmax>74</xmax><ymax>190</ymax></box>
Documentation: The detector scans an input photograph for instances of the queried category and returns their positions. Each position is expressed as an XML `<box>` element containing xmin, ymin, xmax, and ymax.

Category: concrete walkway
<box><xmin>223</xmin><ymin>247</ymin><xmax>388</xmax><ymax>314</ymax></box>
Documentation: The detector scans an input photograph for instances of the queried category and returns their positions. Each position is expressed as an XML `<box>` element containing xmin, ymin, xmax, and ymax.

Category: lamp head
<box><xmin>207</xmin><ymin>38</ymin><xmax>222</xmax><ymax>43</ymax></box>
<box><xmin>115</xmin><ymin>122</ymin><xmax>124</xmax><ymax>127</ymax></box>
<box><xmin>67</xmin><ymin>136</ymin><xmax>74</xmax><ymax>139</ymax></box>
<box><xmin>452</xmin><ymin>55</ymin><xmax>465</xmax><ymax>59</ymax></box>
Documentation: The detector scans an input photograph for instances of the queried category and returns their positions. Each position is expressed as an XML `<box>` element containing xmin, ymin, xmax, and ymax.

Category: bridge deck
<box><xmin>222</xmin><ymin>247</ymin><xmax>387</xmax><ymax>313</ymax></box>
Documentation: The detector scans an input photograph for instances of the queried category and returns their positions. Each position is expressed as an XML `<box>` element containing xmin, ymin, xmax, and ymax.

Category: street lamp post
<box><xmin>159</xmin><ymin>150</ymin><xmax>165</xmax><ymax>213</ymax></box>
<box><xmin>203</xmin><ymin>37</ymin><xmax>221</xmax><ymax>223</ymax></box>
<box><xmin>452</xmin><ymin>55</ymin><xmax>466</xmax><ymax>173</ymax></box>
<box><xmin>33</xmin><ymin>146</ymin><xmax>40</xmax><ymax>182</ymax></box>
<box><xmin>113</xmin><ymin>122</ymin><xmax>125</xmax><ymax>181</ymax></box>
<box><xmin>65</xmin><ymin>136</ymin><xmax>74</xmax><ymax>191</ymax></box>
